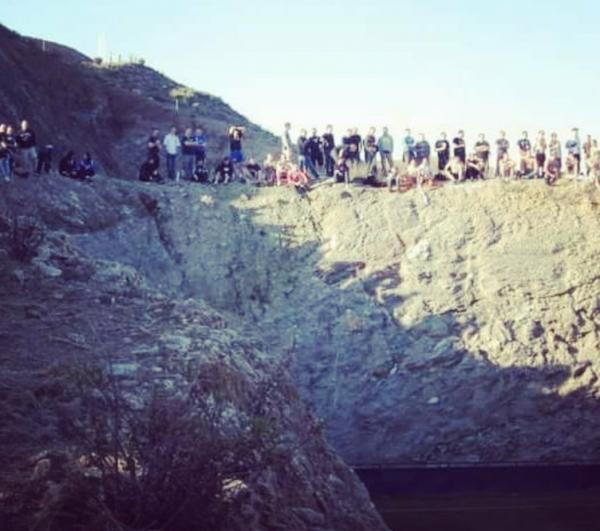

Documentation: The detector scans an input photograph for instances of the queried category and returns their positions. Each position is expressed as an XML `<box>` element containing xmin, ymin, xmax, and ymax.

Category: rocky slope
<box><xmin>2</xmin><ymin>175</ymin><xmax>599</xmax><ymax>470</ymax></box>
<box><xmin>0</xmin><ymin>177</ymin><xmax>387</xmax><ymax>530</ymax></box>
<box><xmin>0</xmin><ymin>24</ymin><xmax>279</xmax><ymax>178</ymax></box>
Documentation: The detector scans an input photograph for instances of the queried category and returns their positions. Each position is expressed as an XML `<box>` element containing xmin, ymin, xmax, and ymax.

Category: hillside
<box><xmin>0</xmin><ymin>24</ymin><xmax>279</xmax><ymax>178</ymax></box>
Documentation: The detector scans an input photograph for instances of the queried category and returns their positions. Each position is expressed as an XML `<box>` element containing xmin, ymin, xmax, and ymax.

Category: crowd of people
<box><xmin>3</xmin><ymin>118</ymin><xmax>599</xmax><ymax>192</ymax></box>
<box><xmin>0</xmin><ymin>120</ymin><xmax>96</xmax><ymax>182</ymax></box>
<box><xmin>138</xmin><ymin>123</ymin><xmax>600</xmax><ymax>191</ymax></box>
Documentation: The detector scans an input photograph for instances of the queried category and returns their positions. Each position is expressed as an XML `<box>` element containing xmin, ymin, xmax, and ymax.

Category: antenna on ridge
<box><xmin>97</xmin><ymin>33</ymin><xmax>107</xmax><ymax>62</ymax></box>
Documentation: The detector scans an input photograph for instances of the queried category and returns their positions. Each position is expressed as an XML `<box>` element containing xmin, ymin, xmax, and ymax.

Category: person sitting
<box><xmin>444</xmin><ymin>156</ymin><xmax>465</xmax><ymax>183</ymax></box>
<box><xmin>287</xmin><ymin>163</ymin><xmax>311</xmax><ymax>191</ymax></box>
<box><xmin>417</xmin><ymin>158</ymin><xmax>434</xmax><ymax>187</ymax></box>
<box><xmin>518</xmin><ymin>153</ymin><xmax>536</xmax><ymax>179</ymax></box>
<box><xmin>192</xmin><ymin>160</ymin><xmax>209</xmax><ymax>183</ymax></box>
<box><xmin>77</xmin><ymin>152</ymin><xmax>96</xmax><ymax>180</ymax></box>
<box><xmin>545</xmin><ymin>156</ymin><xmax>561</xmax><ymax>186</ymax></box>
<box><xmin>262</xmin><ymin>154</ymin><xmax>276</xmax><ymax>185</ymax></box>
<box><xmin>398</xmin><ymin>159</ymin><xmax>419</xmax><ymax>191</ymax></box>
<box><xmin>245</xmin><ymin>158</ymin><xmax>261</xmax><ymax>182</ymax></box>
<box><xmin>499</xmin><ymin>152</ymin><xmax>516</xmax><ymax>179</ymax></box>
<box><xmin>214</xmin><ymin>156</ymin><xmax>235</xmax><ymax>184</ymax></box>
<box><xmin>275</xmin><ymin>159</ymin><xmax>291</xmax><ymax>186</ymax></box>
<box><xmin>59</xmin><ymin>151</ymin><xmax>78</xmax><ymax>178</ymax></box>
<box><xmin>335</xmin><ymin>154</ymin><xmax>350</xmax><ymax>184</ymax></box>
<box><xmin>139</xmin><ymin>157</ymin><xmax>162</xmax><ymax>182</ymax></box>
<box><xmin>466</xmin><ymin>153</ymin><xmax>485</xmax><ymax>180</ymax></box>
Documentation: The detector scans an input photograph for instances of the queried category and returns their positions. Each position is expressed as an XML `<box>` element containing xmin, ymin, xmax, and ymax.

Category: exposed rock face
<box><xmin>2</xmin><ymin>177</ymin><xmax>599</xmax><ymax>469</ymax></box>
<box><xmin>0</xmin><ymin>179</ymin><xmax>387</xmax><ymax>530</ymax></box>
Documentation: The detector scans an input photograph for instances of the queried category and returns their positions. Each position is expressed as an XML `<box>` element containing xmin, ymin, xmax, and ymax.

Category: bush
<box><xmin>1</xmin><ymin>215</ymin><xmax>46</xmax><ymax>263</ymax></box>
<box><xmin>17</xmin><ymin>358</ymin><xmax>284</xmax><ymax>531</ymax></box>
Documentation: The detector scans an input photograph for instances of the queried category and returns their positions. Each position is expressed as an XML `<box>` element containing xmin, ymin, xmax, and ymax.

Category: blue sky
<box><xmin>2</xmin><ymin>0</ymin><xmax>599</xmax><ymax>145</ymax></box>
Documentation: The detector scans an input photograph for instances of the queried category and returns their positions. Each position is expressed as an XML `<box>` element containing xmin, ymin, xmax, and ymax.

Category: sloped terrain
<box><xmin>0</xmin><ymin>24</ymin><xmax>279</xmax><ymax>178</ymax></box>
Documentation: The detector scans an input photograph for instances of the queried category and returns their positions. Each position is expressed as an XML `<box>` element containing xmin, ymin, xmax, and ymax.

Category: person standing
<box><xmin>435</xmin><ymin>132</ymin><xmax>450</xmax><ymax>177</ymax></box>
<box><xmin>163</xmin><ymin>126</ymin><xmax>181</xmax><ymax>180</ymax></box>
<box><xmin>377</xmin><ymin>127</ymin><xmax>394</xmax><ymax>177</ymax></box>
<box><xmin>282</xmin><ymin>122</ymin><xmax>293</xmax><ymax>161</ymax></box>
<box><xmin>565</xmin><ymin>128</ymin><xmax>582</xmax><ymax>176</ymax></box>
<box><xmin>495</xmin><ymin>130</ymin><xmax>510</xmax><ymax>177</ymax></box>
<box><xmin>181</xmin><ymin>128</ymin><xmax>196</xmax><ymax>179</ymax></box>
<box><xmin>147</xmin><ymin>128</ymin><xmax>162</xmax><ymax>170</ymax></box>
<box><xmin>308</xmin><ymin>128</ymin><xmax>323</xmax><ymax>171</ymax></box>
<box><xmin>194</xmin><ymin>127</ymin><xmax>207</xmax><ymax>166</ymax></box>
<box><xmin>548</xmin><ymin>132</ymin><xmax>562</xmax><ymax>169</ymax></box>
<box><xmin>297</xmin><ymin>129</ymin><xmax>308</xmax><ymax>173</ymax></box>
<box><xmin>414</xmin><ymin>133</ymin><xmax>430</xmax><ymax>165</ymax></box>
<box><xmin>517</xmin><ymin>131</ymin><xmax>532</xmax><ymax>176</ymax></box>
<box><xmin>533</xmin><ymin>131</ymin><xmax>547</xmax><ymax>179</ymax></box>
<box><xmin>474</xmin><ymin>134</ymin><xmax>490</xmax><ymax>176</ymax></box>
<box><xmin>16</xmin><ymin>120</ymin><xmax>37</xmax><ymax>177</ymax></box>
<box><xmin>0</xmin><ymin>127</ymin><xmax>10</xmax><ymax>181</ymax></box>
<box><xmin>452</xmin><ymin>130</ymin><xmax>466</xmax><ymax>163</ymax></box>
<box><xmin>403</xmin><ymin>128</ymin><xmax>415</xmax><ymax>163</ymax></box>
<box><xmin>322</xmin><ymin>125</ymin><xmax>336</xmax><ymax>177</ymax></box>
<box><xmin>364</xmin><ymin>127</ymin><xmax>378</xmax><ymax>174</ymax></box>
<box><xmin>583</xmin><ymin>134</ymin><xmax>594</xmax><ymax>176</ymax></box>
<box><xmin>228</xmin><ymin>126</ymin><xmax>245</xmax><ymax>164</ymax></box>
<box><xmin>349</xmin><ymin>128</ymin><xmax>362</xmax><ymax>164</ymax></box>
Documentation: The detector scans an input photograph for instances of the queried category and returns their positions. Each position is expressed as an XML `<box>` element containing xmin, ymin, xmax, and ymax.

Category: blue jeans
<box><xmin>166</xmin><ymin>154</ymin><xmax>177</xmax><ymax>180</ymax></box>
<box><xmin>304</xmin><ymin>155</ymin><xmax>319</xmax><ymax>179</ymax></box>
<box><xmin>0</xmin><ymin>157</ymin><xmax>9</xmax><ymax>178</ymax></box>
<box><xmin>183</xmin><ymin>154</ymin><xmax>195</xmax><ymax>179</ymax></box>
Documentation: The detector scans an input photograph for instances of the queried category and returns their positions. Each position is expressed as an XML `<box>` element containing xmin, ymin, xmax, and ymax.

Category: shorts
<box><xmin>536</xmin><ymin>154</ymin><xmax>546</xmax><ymax>167</ymax></box>
<box><xmin>230</xmin><ymin>149</ymin><xmax>244</xmax><ymax>163</ymax></box>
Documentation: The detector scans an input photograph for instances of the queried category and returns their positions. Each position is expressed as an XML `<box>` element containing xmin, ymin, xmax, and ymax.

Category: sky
<box><xmin>2</xmin><ymin>0</ymin><xmax>600</xmax><ymax>146</ymax></box>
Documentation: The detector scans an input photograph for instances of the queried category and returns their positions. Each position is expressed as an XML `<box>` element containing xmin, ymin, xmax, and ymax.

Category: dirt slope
<box><xmin>0</xmin><ymin>24</ymin><xmax>279</xmax><ymax>178</ymax></box>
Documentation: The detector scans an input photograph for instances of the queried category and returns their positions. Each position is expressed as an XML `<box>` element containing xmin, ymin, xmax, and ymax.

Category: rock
<box><xmin>292</xmin><ymin>507</ymin><xmax>326</xmax><ymax>527</ymax></box>
<box><xmin>406</xmin><ymin>240</ymin><xmax>431</xmax><ymax>261</ymax></box>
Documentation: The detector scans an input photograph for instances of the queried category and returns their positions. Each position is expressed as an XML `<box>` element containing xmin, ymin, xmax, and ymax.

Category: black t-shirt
<box><xmin>59</xmin><ymin>156</ymin><xmax>76</xmax><ymax>175</ymax></box>
<box><xmin>147</xmin><ymin>135</ymin><xmax>160</xmax><ymax>157</ymax></box>
<box><xmin>16</xmin><ymin>129</ymin><xmax>36</xmax><ymax>149</ymax></box>
<box><xmin>307</xmin><ymin>135</ymin><xmax>322</xmax><ymax>157</ymax></box>
<box><xmin>182</xmin><ymin>135</ymin><xmax>196</xmax><ymax>155</ymax></box>
<box><xmin>453</xmin><ymin>137</ymin><xmax>465</xmax><ymax>155</ymax></box>
<box><xmin>517</xmin><ymin>138</ymin><xmax>531</xmax><ymax>152</ymax></box>
<box><xmin>217</xmin><ymin>161</ymin><xmax>234</xmax><ymax>176</ymax></box>
<box><xmin>435</xmin><ymin>140</ymin><xmax>450</xmax><ymax>156</ymax></box>
<box><xmin>322</xmin><ymin>133</ymin><xmax>335</xmax><ymax>152</ymax></box>
<box><xmin>350</xmin><ymin>134</ymin><xmax>361</xmax><ymax>148</ymax></box>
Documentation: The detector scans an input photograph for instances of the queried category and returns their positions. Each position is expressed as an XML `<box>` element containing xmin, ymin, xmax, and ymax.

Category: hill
<box><xmin>0</xmin><ymin>24</ymin><xmax>279</xmax><ymax>178</ymax></box>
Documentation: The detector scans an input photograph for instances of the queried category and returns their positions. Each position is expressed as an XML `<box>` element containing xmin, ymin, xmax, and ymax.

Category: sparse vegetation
<box><xmin>1</xmin><ymin>214</ymin><xmax>46</xmax><ymax>263</ymax></box>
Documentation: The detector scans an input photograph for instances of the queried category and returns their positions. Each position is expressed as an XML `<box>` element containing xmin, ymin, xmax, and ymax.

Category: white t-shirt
<box><xmin>163</xmin><ymin>133</ymin><xmax>181</xmax><ymax>155</ymax></box>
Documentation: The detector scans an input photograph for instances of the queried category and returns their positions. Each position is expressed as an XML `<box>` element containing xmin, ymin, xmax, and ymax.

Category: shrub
<box><xmin>1</xmin><ymin>215</ymin><xmax>46</xmax><ymax>263</ymax></box>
